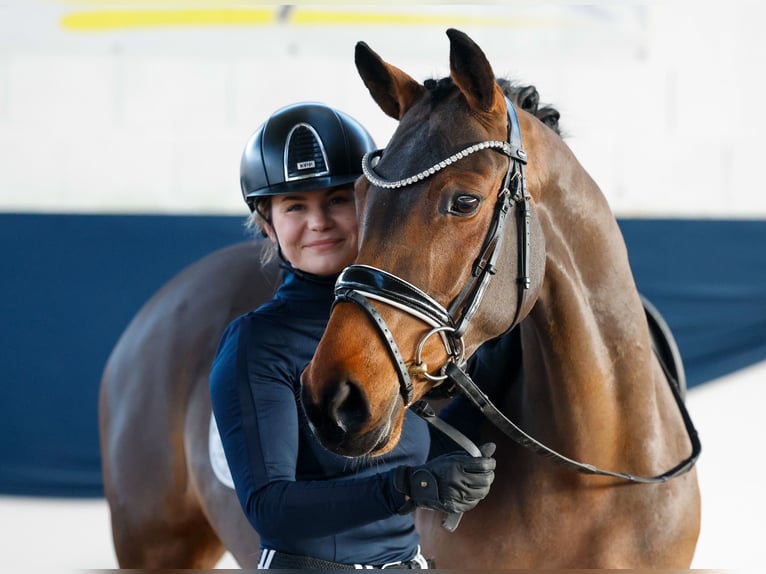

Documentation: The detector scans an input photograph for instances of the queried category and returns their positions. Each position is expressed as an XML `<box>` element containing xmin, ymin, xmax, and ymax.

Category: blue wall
<box><xmin>1</xmin><ymin>214</ymin><xmax>764</xmax><ymax>497</ymax></box>
<box><xmin>1</xmin><ymin>214</ymin><xmax>248</xmax><ymax>497</ymax></box>
<box><xmin>619</xmin><ymin>218</ymin><xmax>766</xmax><ymax>385</ymax></box>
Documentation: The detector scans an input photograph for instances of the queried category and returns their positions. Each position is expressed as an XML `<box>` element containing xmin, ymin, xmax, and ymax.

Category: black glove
<box><xmin>393</xmin><ymin>443</ymin><xmax>496</xmax><ymax>514</ymax></box>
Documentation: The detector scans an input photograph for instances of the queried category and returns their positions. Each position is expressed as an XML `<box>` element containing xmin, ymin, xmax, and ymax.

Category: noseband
<box><xmin>334</xmin><ymin>98</ymin><xmax>531</xmax><ymax>406</ymax></box>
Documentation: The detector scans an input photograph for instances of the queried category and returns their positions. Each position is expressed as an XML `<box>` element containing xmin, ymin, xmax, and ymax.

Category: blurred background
<box><xmin>1</xmin><ymin>1</ymin><xmax>764</xmax><ymax>571</ymax></box>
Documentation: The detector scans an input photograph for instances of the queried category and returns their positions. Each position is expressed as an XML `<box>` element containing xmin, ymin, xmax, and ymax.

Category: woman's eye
<box><xmin>329</xmin><ymin>195</ymin><xmax>350</xmax><ymax>206</ymax></box>
<box><xmin>449</xmin><ymin>194</ymin><xmax>480</xmax><ymax>216</ymax></box>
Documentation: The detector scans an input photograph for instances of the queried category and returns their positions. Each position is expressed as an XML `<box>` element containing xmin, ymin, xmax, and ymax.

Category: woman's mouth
<box><xmin>305</xmin><ymin>238</ymin><xmax>343</xmax><ymax>251</ymax></box>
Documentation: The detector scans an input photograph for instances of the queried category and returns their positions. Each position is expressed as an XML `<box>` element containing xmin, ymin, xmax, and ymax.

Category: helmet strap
<box><xmin>264</xmin><ymin>223</ymin><xmax>291</xmax><ymax>270</ymax></box>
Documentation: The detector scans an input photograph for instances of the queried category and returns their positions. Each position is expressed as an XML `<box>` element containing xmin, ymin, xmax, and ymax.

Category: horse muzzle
<box><xmin>300</xmin><ymin>370</ymin><xmax>400</xmax><ymax>457</ymax></box>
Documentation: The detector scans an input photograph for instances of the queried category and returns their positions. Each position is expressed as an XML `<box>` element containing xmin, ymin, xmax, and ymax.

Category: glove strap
<box><xmin>393</xmin><ymin>467</ymin><xmax>416</xmax><ymax>515</ymax></box>
<box><xmin>410</xmin><ymin>467</ymin><xmax>440</xmax><ymax>505</ymax></box>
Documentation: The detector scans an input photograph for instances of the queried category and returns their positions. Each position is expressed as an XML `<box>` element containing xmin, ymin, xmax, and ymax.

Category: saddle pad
<box><xmin>208</xmin><ymin>414</ymin><xmax>236</xmax><ymax>490</ymax></box>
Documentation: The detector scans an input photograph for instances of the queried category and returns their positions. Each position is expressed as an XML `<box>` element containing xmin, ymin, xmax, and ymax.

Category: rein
<box><xmin>437</xmin><ymin>359</ymin><xmax>702</xmax><ymax>484</ymax></box>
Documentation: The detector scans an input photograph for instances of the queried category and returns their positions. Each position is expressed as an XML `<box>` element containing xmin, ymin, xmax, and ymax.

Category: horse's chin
<box><xmin>368</xmin><ymin>413</ymin><xmax>405</xmax><ymax>456</ymax></box>
<box><xmin>309</xmin><ymin>403</ymin><xmax>405</xmax><ymax>458</ymax></box>
<box><xmin>365</xmin><ymin>395</ymin><xmax>407</xmax><ymax>456</ymax></box>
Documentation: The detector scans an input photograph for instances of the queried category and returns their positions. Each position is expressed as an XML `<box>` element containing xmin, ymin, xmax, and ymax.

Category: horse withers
<box><xmin>300</xmin><ymin>29</ymin><xmax>701</xmax><ymax>568</ymax></box>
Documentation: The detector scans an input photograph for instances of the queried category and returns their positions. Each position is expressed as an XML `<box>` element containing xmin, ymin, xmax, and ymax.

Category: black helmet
<box><xmin>240</xmin><ymin>102</ymin><xmax>376</xmax><ymax>211</ymax></box>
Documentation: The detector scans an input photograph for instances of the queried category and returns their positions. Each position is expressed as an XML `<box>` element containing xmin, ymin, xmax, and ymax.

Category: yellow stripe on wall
<box><xmin>61</xmin><ymin>8</ymin><xmax>548</xmax><ymax>32</ymax></box>
<box><xmin>290</xmin><ymin>10</ymin><xmax>535</xmax><ymax>28</ymax></box>
<box><xmin>61</xmin><ymin>8</ymin><xmax>277</xmax><ymax>31</ymax></box>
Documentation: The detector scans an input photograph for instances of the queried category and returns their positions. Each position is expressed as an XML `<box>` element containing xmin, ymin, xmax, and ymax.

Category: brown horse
<box><xmin>300</xmin><ymin>29</ymin><xmax>701</xmax><ymax>568</ymax></box>
<box><xmin>98</xmin><ymin>80</ymin><xmax>562</xmax><ymax>566</ymax></box>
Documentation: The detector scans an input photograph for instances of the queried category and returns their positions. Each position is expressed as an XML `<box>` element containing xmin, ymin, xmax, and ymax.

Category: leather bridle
<box><xmin>335</xmin><ymin>98</ymin><xmax>531</xmax><ymax>406</ymax></box>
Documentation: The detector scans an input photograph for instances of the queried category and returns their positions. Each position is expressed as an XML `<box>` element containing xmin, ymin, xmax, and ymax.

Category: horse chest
<box><xmin>418</xmin><ymin>471</ymin><xmax>695</xmax><ymax>568</ymax></box>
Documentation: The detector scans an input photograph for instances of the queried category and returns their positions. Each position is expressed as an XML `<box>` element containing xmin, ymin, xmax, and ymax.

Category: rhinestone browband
<box><xmin>361</xmin><ymin>140</ymin><xmax>514</xmax><ymax>190</ymax></box>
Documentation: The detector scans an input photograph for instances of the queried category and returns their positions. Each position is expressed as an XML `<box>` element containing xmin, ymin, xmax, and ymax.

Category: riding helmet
<box><xmin>240</xmin><ymin>102</ymin><xmax>376</xmax><ymax>211</ymax></box>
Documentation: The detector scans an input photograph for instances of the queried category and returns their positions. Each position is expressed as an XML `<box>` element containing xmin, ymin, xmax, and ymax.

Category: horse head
<box><xmin>301</xmin><ymin>29</ymin><xmax>548</xmax><ymax>456</ymax></box>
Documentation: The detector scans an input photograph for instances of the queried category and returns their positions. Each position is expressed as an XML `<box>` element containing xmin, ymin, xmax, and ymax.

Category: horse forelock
<box><xmin>424</xmin><ymin>75</ymin><xmax>563</xmax><ymax>136</ymax></box>
<box><xmin>378</xmin><ymin>80</ymin><xmax>504</xmax><ymax>176</ymax></box>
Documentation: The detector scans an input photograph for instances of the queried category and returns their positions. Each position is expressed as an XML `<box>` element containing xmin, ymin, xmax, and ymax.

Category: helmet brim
<box><xmin>243</xmin><ymin>173</ymin><xmax>360</xmax><ymax>199</ymax></box>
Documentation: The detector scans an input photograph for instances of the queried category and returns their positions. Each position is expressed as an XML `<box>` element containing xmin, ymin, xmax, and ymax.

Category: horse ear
<box><xmin>518</xmin><ymin>85</ymin><xmax>540</xmax><ymax>114</ymax></box>
<box><xmin>355</xmin><ymin>41</ymin><xmax>425</xmax><ymax>120</ymax></box>
<box><xmin>447</xmin><ymin>28</ymin><xmax>502</xmax><ymax>114</ymax></box>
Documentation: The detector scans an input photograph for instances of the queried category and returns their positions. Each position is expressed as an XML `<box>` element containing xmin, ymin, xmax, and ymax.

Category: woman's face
<box><xmin>265</xmin><ymin>185</ymin><xmax>358</xmax><ymax>276</ymax></box>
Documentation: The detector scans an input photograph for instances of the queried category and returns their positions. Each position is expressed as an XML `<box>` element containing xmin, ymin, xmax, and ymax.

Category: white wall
<box><xmin>2</xmin><ymin>2</ymin><xmax>765</xmax><ymax>217</ymax></box>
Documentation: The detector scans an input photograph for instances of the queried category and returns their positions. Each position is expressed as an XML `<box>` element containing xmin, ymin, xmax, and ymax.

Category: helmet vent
<box><xmin>284</xmin><ymin>123</ymin><xmax>331</xmax><ymax>182</ymax></box>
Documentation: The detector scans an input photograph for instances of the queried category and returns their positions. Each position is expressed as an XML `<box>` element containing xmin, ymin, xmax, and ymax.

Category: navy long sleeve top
<box><xmin>209</xmin><ymin>269</ymin><xmax>430</xmax><ymax>566</ymax></box>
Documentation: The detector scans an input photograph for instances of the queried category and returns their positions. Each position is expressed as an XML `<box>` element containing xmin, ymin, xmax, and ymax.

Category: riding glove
<box><xmin>393</xmin><ymin>442</ymin><xmax>496</xmax><ymax>514</ymax></box>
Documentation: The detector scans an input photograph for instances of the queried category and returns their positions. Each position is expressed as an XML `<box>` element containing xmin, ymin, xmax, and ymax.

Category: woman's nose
<box><xmin>308</xmin><ymin>208</ymin><xmax>333</xmax><ymax>230</ymax></box>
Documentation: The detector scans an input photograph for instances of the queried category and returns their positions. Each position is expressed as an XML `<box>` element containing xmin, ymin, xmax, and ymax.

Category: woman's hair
<box><xmin>245</xmin><ymin>197</ymin><xmax>278</xmax><ymax>265</ymax></box>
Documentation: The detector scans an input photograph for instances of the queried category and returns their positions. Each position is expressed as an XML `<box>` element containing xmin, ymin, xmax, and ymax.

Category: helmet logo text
<box><xmin>284</xmin><ymin>123</ymin><xmax>330</xmax><ymax>182</ymax></box>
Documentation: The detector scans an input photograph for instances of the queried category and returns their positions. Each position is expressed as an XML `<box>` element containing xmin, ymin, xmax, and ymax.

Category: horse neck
<box><xmin>517</xmin><ymin>135</ymin><xmax>662</xmax><ymax>455</ymax></box>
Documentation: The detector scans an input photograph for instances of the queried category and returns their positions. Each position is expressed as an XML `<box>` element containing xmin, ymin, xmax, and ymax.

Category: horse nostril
<box><xmin>329</xmin><ymin>380</ymin><xmax>370</xmax><ymax>434</ymax></box>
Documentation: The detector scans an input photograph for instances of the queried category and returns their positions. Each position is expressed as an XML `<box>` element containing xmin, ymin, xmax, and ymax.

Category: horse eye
<box><xmin>449</xmin><ymin>194</ymin><xmax>480</xmax><ymax>216</ymax></box>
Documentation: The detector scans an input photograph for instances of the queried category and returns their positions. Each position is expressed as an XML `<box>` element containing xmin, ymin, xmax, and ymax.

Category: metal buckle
<box><xmin>412</xmin><ymin>325</ymin><xmax>464</xmax><ymax>382</ymax></box>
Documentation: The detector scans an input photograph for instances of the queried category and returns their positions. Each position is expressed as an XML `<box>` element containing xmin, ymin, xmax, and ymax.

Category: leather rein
<box><xmin>333</xmin><ymin>98</ymin><xmax>701</xmax><ymax>497</ymax></box>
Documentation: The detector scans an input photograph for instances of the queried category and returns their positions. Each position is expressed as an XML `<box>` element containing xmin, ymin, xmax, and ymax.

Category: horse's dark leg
<box><xmin>98</xmin><ymin>243</ymin><xmax>279</xmax><ymax>568</ymax></box>
<box><xmin>100</xmin><ymin>368</ymin><xmax>225</xmax><ymax>568</ymax></box>
<box><xmin>185</xmin><ymin>373</ymin><xmax>263</xmax><ymax>567</ymax></box>
<box><xmin>108</xmin><ymin>497</ymin><xmax>225</xmax><ymax>568</ymax></box>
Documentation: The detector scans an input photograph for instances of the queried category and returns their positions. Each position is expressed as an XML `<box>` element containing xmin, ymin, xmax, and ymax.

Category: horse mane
<box><xmin>423</xmin><ymin>76</ymin><xmax>562</xmax><ymax>136</ymax></box>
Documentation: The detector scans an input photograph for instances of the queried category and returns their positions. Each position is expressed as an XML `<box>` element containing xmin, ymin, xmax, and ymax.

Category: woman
<box><xmin>209</xmin><ymin>102</ymin><xmax>496</xmax><ymax>570</ymax></box>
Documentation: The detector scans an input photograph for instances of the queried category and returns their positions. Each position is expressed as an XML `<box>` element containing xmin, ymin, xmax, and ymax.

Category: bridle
<box><xmin>335</xmin><ymin>97</ymin><xmax>532</xmax><ymax>406</ymax></box>
<box><xmin>332</xmin><ymin>97</ymin><xmax>701</xmax><ymax>517</ymax></box>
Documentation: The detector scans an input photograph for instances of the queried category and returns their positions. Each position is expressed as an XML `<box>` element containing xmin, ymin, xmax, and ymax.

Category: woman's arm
<box><xmin>210</xmin><ymin>317</ymin><xmax>406</xmax><ymax>540</ymax></box>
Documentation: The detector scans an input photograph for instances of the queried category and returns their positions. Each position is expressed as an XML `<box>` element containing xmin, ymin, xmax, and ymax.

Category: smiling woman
<box><xmin>202</xmin><ymin>100</ymin><xmax>496</xmax><ymax>569</ymax></box>
<box><xmin>263</xmin><ymin>188</ymin><xmax>358</xmax><ymax>276</ymax></box>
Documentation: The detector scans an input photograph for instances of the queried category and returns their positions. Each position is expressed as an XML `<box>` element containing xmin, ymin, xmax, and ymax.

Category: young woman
<box><xmin>209</xmin><ymin>102</ymin><xmax>496</xmax><ymax>570</ymax></box>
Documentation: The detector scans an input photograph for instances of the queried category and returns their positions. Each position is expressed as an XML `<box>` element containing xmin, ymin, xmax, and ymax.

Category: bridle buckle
<box><xmin>413</xmin><ymin>325</ymin><xmax>465</xmax><ymax>383</ymax></box>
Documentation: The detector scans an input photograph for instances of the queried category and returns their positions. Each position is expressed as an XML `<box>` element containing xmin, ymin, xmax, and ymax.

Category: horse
<box><xmin>300</xmin><ymin>29</ymin><xmax>701</xmax><ymax>568</ymax></box>
<box><xmin>98</xmin><ymin>81</ymin><xmax>562</xmax><ymax>567</ymax></box>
